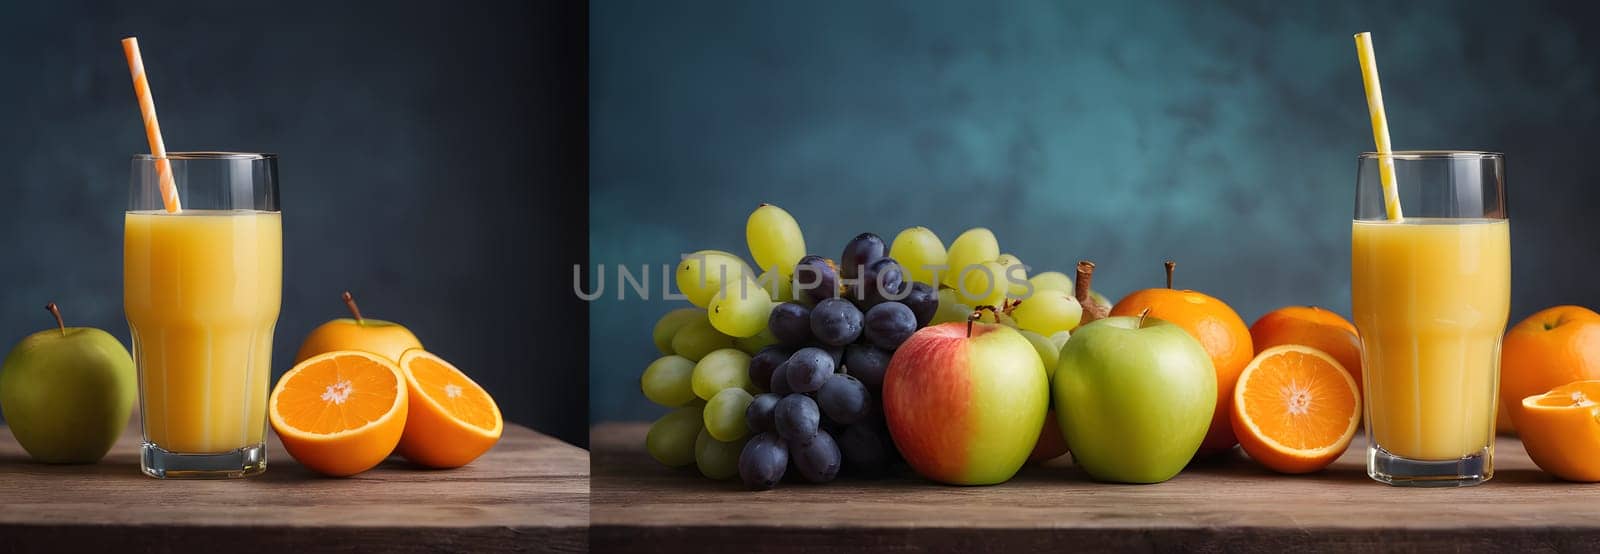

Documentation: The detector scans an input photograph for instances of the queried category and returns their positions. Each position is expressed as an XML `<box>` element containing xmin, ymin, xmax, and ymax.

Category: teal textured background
<box><xmin>591</xmin><ymin>0</ymin><xmax>1600</xmax><ymax>422</ymax></box>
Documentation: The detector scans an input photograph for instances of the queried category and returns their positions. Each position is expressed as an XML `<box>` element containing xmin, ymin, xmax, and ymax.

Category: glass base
<box><xmin>141</xmin><ymin>442</ymin><xmax>267</xmax><ymax>479</ymax></box>
<box><xmin>1367</xmin><ymin>444</ymin><xmax>1492</xmax><ymax>487</ymax></box>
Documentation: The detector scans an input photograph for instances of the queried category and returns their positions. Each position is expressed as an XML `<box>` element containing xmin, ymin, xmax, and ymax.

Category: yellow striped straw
<box><xmin>1355</xmin><ymin>32</ymin><xmax>1402</xmax><ymax>221</ymax></box>
<box><xmin>121</xmin><ymin>37</ymin><xmax>182</xmax><ymax>213</ymax></box>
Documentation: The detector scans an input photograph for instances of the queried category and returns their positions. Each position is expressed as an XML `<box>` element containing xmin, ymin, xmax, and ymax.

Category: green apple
<box><xmin>883</xmin><ymin>321</ymin><xmax>1048</xmax><ymax>485</ymax></box>
<box><xmin>1055</xmin><ymin>315</ymin><xmax>1215</xmax><ymax>483</ymax></box>
<box><xmin>0</xmin><ymin>303</ymin><xmax>136</xmax><ymax>463</ymax></box>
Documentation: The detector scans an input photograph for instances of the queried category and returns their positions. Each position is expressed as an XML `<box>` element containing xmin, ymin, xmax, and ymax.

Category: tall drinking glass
<box><xmin>1352</xmin><ymin>151</ymin><xmax>1508</xmax><ymax>487</ymax></box>
<box><xmin>125</xmin><ymin>152</ymin><xmax>281</xmax><ymax>479</ymax></box>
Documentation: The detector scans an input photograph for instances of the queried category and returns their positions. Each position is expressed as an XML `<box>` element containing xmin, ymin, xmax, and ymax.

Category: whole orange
<box><xmin>1500</xmin><ymin>306</ymin><xmax>1600</xmax><ymax>431</ymax></box>
<box><xmin>1109</xmin><ymin>262</ymin><xmax>1252</xmax><ymax>455</ymax></box>
<box><xmin>295</xmin><ymin>292</ymin><xmax>423</xmax><ymax>363</ymax></box>
<box><xmin>1249</xmin><ymin>306</ymin><xmax>1362</xmax><ymax>395</ymax></box>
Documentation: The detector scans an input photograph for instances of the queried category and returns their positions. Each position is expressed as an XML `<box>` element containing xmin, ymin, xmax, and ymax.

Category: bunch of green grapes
<box><xmin>639</xmin><ymin>204</ymin><xmax>807</xmax><ymax>479</ymax></box>
<box><xmin>920</xmin><ymin>227</ymin><xmax>1114</xmax><ymax>343</ymax></box>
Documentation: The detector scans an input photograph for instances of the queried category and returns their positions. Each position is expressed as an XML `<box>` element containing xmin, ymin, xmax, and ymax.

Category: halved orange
<box><xmin>1231</xmin><ymin>345</ymin><xmax>1361</xmax><ymax>474</ymax></box>
<box><xmin>396</xmin><ymin>349</ymin><xmax>503</xmax><ymax>468</ymax></box>
<box><xmin>1514</xmin><ymin>380</ymin><xmax>1600</xmax><ymax>482</ymax></box>
<box><xmin>269</xmin><ymin>350</ymin><xmax>409</xmax><ymax>477</ymax></box>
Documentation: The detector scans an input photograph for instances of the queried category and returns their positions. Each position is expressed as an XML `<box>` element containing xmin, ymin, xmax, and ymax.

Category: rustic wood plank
<box><xmin>0</xmin><ymin>422</ymin><xmax>588</xmax><ymax>553</ymax></box>
<box><xmin>591</xmin><ymin>422</ymin><xmax>1600</xmax><ymax>552</ymax></box>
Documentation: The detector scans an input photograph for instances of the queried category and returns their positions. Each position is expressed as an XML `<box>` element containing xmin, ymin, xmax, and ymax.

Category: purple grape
<box><xmin>817</xmin><ymin>374</ymin><xmax>871</xmax><ymax>425</ymax></box>
<box><xmin>769</xmin><ymin>361</ymin><xmax>794</xmax><ymax>395</ymax></box>
<box><xmin>739</xmin><ymin>433</ymin><xmax>788</xmax><ymax>490</ymax></box>
<box><xmin>774</xmin><ymin>394</ymin><xmax>821</xmax><ymax>441</ymax></box>
<box><xmin>843</xmin><ymin>344</ymin><xmax>891</xmax><ymax>391</ymax></box>
<box><xmin>810</xmin><ymin>298</ymin><xmax>863</xmax><ymax>346</ymax></box>
<box><xmin>863</xmin><ymin>301</ymin><xmax>917</xmax><ymax>350</ymax></box>
<box><xmin>746</xmin><ymin>393</ymin><xmax>781</xmax><ymax>433</ymax></box>
<box><xmin>901</xmin><ymin>281</ymin><xmax>938</xmax><ymax>327</ymax></box>
<box><xmin>785</xmin><ymin>347</ymin><xmax>834</xmax><ymax>393</ymax></box>
<box><xmin>794</xmin><ymin>255</ymin><xmax>840</xmax><ymax>304</ymax></box>
<box><xmin>839</xmin><ymin>233</ymin><xmax>886</xmax><ymax>280</ymax></box>
<box><xmin>855</xmin><ymin>257</ymin><xmax>907</xmax><ymax>306</ymax></box>
<box><xmin>749</xmin><ymin>346</ymin><xmax>791</xmax><ymax>392</ymax></box>
<box><xmin>768</xmin><ymin>302</ymin><xmax>813</xmax><ymax>346</ymax></box>
<box><xmin>790</xmin><ymin>431</ymin><xmax>842</xmax><ymax>483</ymax></box>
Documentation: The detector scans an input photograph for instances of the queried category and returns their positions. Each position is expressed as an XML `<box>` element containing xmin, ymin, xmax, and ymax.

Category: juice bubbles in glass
<box><xmin>125</xmin><ymin>153</ymin><xmax>281</xmax><ymax>479</ymax></box>
<box><xmin>1351</xmin><ymin>151</ymin><xmax>1508</xmax><ymax>487</ymax></box>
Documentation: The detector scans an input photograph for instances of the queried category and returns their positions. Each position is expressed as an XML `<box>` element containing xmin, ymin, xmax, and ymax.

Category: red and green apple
<box><xmin>883</xmin><ymin>321</ymin><xmax>1048</xmax><ymax>485</ymax></box>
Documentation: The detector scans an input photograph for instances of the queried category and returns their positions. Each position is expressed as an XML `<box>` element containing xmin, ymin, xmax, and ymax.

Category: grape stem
<box><xmin>967</xmin><ymin>305</ymin><xmax>1001</xmax><ymax>337</ymax></box>
<box><xmin>342</xmin><ymin>291</ymin><xmax>365</xmax><ymax>324</ymax></box>
<box><xmin>1165</xmin><ymin>260</ymin><xmax>1176</xmax><ymax>289</ymax></box>
<box><xmin>45</xmin><ymin>302</ymin><xmax>65</xmax><ymax>337</ymax></box>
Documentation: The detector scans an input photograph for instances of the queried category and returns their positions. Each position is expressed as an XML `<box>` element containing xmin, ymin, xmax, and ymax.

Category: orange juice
<box><xmin>1351</xmin><ymin>218</ymin><xmax>1509</xmax><ymax>460</ymax></box>
<box><xmin>124</xmin><ymin>210</ymin><xmax>282</xmax><ymax>453</ymax></box>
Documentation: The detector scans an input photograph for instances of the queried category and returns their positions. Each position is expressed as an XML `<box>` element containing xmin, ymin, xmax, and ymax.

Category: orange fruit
<box><xmin>1111</xmin><ymin>265</ymin><xmax>1252</xmax><ymax>454</ymax></box>
<box><xmin>295</xmin><ymin>292</ymin><xmax>423</xmax><ymax>364</ymax></box>
<box><xmin>1249</xmin><ymin>306</ymin><xmax>1362</xmax><ymax>395</ymax></box>
<box><xmin>269</xmin><ymin>351</ymin><xmax>409</xmax><ymax>477</ymax></box>
<box><xmin>1499</xmin><ymin>306</ymin><xmax>1600</xmax><ymax>433</ymax></box>
<box><xmin>1513</xmin><ymin>380</ymin><xmax>1600</xmax><ymax>482</ymax></box>
<box><xmin>396</xmin><ymin>349</ymin><xmax>503</xmax><ymax>468</ymax></box>
<box><xmin>1230</xmin><ymin>345</ymin><xmax>1361</xmax><ymax>473</ymax></box>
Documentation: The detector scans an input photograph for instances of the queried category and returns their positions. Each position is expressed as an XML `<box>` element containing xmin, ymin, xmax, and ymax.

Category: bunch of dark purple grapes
<box><xmin>736</xmin><ymin>232</ymin><xmax>939</xmax><ymax>490</ymax></box>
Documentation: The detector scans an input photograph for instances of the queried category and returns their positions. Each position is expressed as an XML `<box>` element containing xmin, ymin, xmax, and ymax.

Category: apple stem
<box><xmin>967</xmin><ymin>305</ymin><xmax>1001</xmax><ymax>337</ymax></box>
<box><xmin>342</xmin><ymin>291</ymin><xmax>364</xmax><ymax>324</ymax></box>
<box><xmin>1075</xmin><ymin>260</ymin><xmax>1108</xmax><ymax>324</ymax></box>
<box><xmin>1074</xmin><ymin>261</ymin><xmax>1095</xmax><ymax>304</ymax></box>
<box><xmin>44</xmin><ymin>303</ymin><xmax>65</xmax><ymax>336</ymax></box>
<box><xmin>1165</xmin><ymin>260</ymin><xmax>1175</xmax><ymax>289</ymax></box>
<box><xmin>1138</xmin><ymin>307</ymin><xmax>1152</xmax><ymax>328</ymax></box>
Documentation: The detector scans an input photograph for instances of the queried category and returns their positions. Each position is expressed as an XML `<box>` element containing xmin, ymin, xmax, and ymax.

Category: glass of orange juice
<box><xmin>125</xmin><ymin>152</ymin><xmax>281</xmax><ymax>479</ymax></box>
<box><xmin>1351</xmin><ymin>151</ymin><xmax>1508</xmax><ymax>487</ymax></box>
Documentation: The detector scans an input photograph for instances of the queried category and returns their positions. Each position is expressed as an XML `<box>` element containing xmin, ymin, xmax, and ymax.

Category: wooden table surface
<box><xmin>0</xmin><ymin>421</ymin><xmax>588</xmax><ymax>553</ymax></box>
<box><xmin>592</xmin><ymin>422</ymin><xmax>1600</xmax><ymax>552</ymax></box>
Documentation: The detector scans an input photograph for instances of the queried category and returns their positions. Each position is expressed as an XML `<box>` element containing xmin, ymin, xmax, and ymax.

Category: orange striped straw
<box><xmin>121</xmin><ymin>37</ymin><xmax>181</xmax><ymax>213</ymax></box>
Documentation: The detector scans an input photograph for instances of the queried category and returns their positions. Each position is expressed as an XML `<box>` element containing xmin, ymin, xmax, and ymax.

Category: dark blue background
<box><xmin>0</xmin><ymin>1</ymin><xmax>588</xmax><ymax>446</ymax></box>
<box><xmin>590</xmin><ymin>0</ymin><xmax>1600</xmax><ymax>422</ymax></box>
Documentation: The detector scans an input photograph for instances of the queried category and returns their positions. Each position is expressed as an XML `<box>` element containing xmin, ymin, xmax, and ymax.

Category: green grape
<box><xmin>1017</xmin><ymin>329</ymin><xmax>1060</xmax><ymax>383</ymax></box>
<box><xmin>707</xmin><ymin>278</ymin><xmax>775</xmax><ymax>338</ymax></box>
<box><xmin>1029</xmin><ymin>271</ymin><xmax>1075</xmax><ymax>295</ymax></box>
<box><xmin>942</xmin><ymin>228</ymin><xmax>1000</xmax><ymax>288</ymax></box>
<box><xmin>646</xmin><ymin>404</ymin><xmax>704</xmax><ymax>467</ymax></box>
<box><xmin>889</xmin><ymin>226</ymin><xmax>947</xmax><ymax>286</ymax></box>
<box><xmin>691</xmin><ymin>348</ymin><xmax>753</xmax><ymax>400</ymax></box>
<box><xmin>956</xmin><ymin>261</ymin><xmax>1009</xmax><ymax>308</ymax></box>
<box><xmin>756</xmin><ymin>269</ymin><xmax>795</xmax><ymax>302</ymax></box>
<box><xmin>676</xmin><ymin>249</ymin><xmax>751</xmax><ymax>308</ymax></box>
<box><xmin>652</xmin><ymin>308</ymin><xmax>705</xmax><ymax>354</ymax></box>
<box><xmin>1011</xmin><ymin>289</ymin><xmax>1082</xmax><ymax>336</ymax></box>
<box><xmin>1050</xmin><ymin>330</ymin><xmax>1071</xmax><ymax>351</ymax></box>
<box><xmin>746</xmin><ymin>204</ymin><xmax>806</xmax><ymax>277</ymax></box>
<box><xmin>695</xmin><ymin>428</ymin><xmax>748</xmax><ymax>480</ymax></box>
<box><xmin>931</xmin><ymin>287</ymin><xmax>974</xmax><ymax>325</ymax></box>
<box><xmin>703</xmin><ymin>387</ymin><xmax>755</xmax><ymax>441</ymax></box>
<box><xmin>670</xmin><ymin>318</ymin><xmax>738</xmax><ymax>361</ymax></box>
<box><xmin>996</xmin><ymin>253</ymin><xmax>1030</xmax><ymax>298</ymax></box>
<box><xmin>733</xmin><ymin>327</ymin><xmax>778</xmax><ymax>356</ymax></box>
<box><xmin>640</xmin><ymin>355</ymin><xmax>697</xmax><ymax>407</ymax></box>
